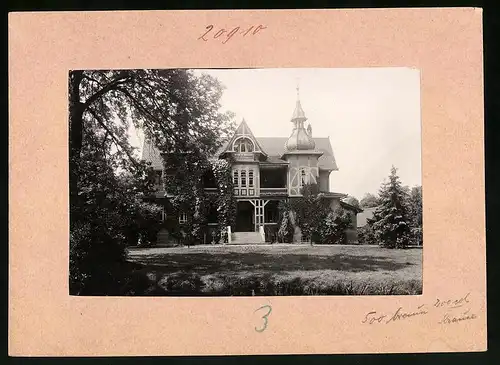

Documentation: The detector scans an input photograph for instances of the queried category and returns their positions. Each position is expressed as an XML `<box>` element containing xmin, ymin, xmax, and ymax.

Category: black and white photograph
<box><xmin>69</xmin><ymin>67</ymin><xmax>423</xmax><ymax>297</ymax></box>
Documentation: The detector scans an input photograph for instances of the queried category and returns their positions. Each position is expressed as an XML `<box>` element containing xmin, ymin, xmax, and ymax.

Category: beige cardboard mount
<box><xmin>8</xmin><ymin>8</ymin><xmax>485</xmax><ymax>356</ymax></box>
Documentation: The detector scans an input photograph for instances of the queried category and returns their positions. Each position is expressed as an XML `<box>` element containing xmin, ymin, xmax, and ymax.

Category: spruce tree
<box><xmin>408</xmin><ymin>186</ymin><xmax>423</xmax><ymax>246</ymax></box>
<box><xmin>368</xmin><ymin>166</ymin><xmax>411</xmax><ymax>248</ymax></box>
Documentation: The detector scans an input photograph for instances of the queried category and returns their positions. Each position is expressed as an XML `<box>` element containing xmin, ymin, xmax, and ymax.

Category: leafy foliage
<box><xmin>163</xmin><ymin>156</ymin><xmax>236</xmax><ymax>245</ymax></box>
<box><xmin>210</xmin><ymin>159</ymin><xmax>237</xmax><ymax>239</ymax></box>
<box><xmin>360</xmin><ymin>193</ymin><xmax>380</xmax><ymax>208</ymax></box>
<box><xmin>277</xmin><ymin>202</ymin><xmax>295</xmax><ymax>243</ymax></box>
<box><xmin>70</xmin><ymin>126</ymin><xmax>162</xmax><ymax>294</ymax></box>
<box><xmin>357</xmin><ymin>224</ymin><xmax>378</xmax><ymax>245</ymax></box>
<box><xmin>317</xmin><ymin>208</ymin><xmax>352</xmax><ymax>244</ymax></box>
<box><xmin>344</xmin><ymin>195</ymin><xmax>361</xmax><ymax>209</ymax></box>
<box><xmin>288</xmin><ymin>184</ymin><xmax>331</xmax><ymax>243</ymax></box>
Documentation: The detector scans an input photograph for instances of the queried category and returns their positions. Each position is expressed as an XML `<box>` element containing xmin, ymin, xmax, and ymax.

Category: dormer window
<box><xmin>233</xmin><ymin>137</ymin><xmax>254</xmax><ymax>153</ymax></box>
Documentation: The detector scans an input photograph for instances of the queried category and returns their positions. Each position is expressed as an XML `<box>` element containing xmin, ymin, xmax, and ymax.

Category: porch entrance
<box><xmin>235</xmin><ymin>201</ymin><xmax>254</xmax><ymax>232</ymax></box>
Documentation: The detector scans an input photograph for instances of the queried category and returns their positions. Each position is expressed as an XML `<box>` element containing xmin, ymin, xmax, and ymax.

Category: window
<box><xmin>233</xmin><ymin>138</ymin><xmax>254</xmax><ymax>153</ymax></box>
<box><xmin>248</xmin><ymin>170</ymin><xmax>254</xmax><ymax>187</ymax></box>
<box><xmin>233</xmin><ymin>170</ymin><xmax>239</xmax><ymax>186</ymax></box>
<box><xmin>179</xmin><ymin>212</ymin><xmax>187</xmax><ymax>224</ymax></box>
<box><xmin>241</xmin><ymin>170</ymin><xmax>247</xmax><ymax>187</ymax></box>
<box><xmin>299</xmin><ymin>168</ymin><xmax>306</xmax><ymax>187</ymax></box>
<box><xmin>154</xmin><ymin>170</ymin><xmax>163</xmax><ymax>186</ymax></box>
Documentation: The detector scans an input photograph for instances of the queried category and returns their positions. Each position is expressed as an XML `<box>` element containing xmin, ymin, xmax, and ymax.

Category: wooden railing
<box><xmin>259</xmin><ymin>187</ymin><xmax>288</xmax><ymax>197</ymax></box>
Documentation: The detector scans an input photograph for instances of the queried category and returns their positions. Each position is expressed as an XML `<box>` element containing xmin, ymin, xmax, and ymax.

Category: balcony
<box><xmin>259</xmin><ymin>187</ymin><xmax>288</xmax><ymax>197</ymax></box>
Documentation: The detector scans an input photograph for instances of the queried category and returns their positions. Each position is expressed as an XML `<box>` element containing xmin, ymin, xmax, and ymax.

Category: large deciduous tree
<box><xmin>69</xmin><ymin>69</ymin><xmax>234</xmax><ymax>294</ymax></box>
<box><xmin>344</xmin><ymin>195</ymin><xmax>361</xmax><ymax>209</ymax></box>
<box><xmin>70</xmin><ymin>69</ymin><xmax>234</xmax><ymax>207</ymax></box>
<box><xmin>360</xmin><ymin>193</ymin><xmax>380</xmax><ymax>208</ymax></box>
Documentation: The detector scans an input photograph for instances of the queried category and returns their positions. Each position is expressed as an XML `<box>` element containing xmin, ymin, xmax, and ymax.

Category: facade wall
<box><xmin>232</xmin><ymin>163</ymin><xmax>259</xmax><ymax>197</ymax></box>
<box><xmin>287</xmin><ymin>155</ymin><xmax>320</xmax><ymax>196</ymax></box>
<box><xmin>329</xmin><ymin>198</ymin><xmax>342</xmax><ymax>211</ymax></box>
<box><xmin>318</xmin><ymin>170</ymin><xmax>330</xmax><ymax>192</ymax></box>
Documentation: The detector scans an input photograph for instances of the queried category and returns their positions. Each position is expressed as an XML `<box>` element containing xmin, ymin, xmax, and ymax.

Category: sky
<box><xmin>131</xmin><ymin>67</ymin><xmax>422</xmax><ymax>200</ymax></box>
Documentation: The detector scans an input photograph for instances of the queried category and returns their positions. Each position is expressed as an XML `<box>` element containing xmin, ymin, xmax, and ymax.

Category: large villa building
<box><xmin>142</xmin><ymin>90</ymin><xmax>361</xmax><ymax>244</ymax></box>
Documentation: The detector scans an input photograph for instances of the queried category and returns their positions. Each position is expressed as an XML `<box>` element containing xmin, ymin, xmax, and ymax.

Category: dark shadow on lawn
<box><xmin>127</xmin><ymin>252</ymin><xmax>411</xmax><ymax>274</ymax></box>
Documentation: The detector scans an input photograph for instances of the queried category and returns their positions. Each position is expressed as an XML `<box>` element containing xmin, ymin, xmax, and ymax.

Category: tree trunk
<box><xmin>69</xmin><ymin>71</ymin><xmax>85</xmax><ymax>220</ymax></box>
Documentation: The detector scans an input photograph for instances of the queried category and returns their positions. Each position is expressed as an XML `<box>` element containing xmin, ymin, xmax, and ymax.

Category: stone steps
<box><xmin>230</xmin><ymin>231</ymin><xmax>265</xmax><ymax>245</ymax></box>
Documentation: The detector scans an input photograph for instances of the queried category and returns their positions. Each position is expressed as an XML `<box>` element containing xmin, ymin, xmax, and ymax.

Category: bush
<box><xmin>409</xmin><ymin>226</ymin><xmax>423</xmax><ymax>246</ymax></box>
<box><xmin>70</xmin><ymin>221</ymin><xmax>127</xmax><ymax>295</ymax></box>
<box><xmin>317</xmin><ymin>208</ymin><xmax>351</xmax><ymax>244</ymax></box>
<box><xmin>277</xmin><ymin>210</ymin><xmax>294</xmax><ymax>243</ymax></box>
<box><xmin>357</xmin><ymin>225</ymin><xmax>378</xmax><ymax>245</ymax></box>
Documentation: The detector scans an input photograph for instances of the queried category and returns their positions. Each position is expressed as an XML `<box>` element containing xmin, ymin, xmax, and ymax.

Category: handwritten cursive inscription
<box><xmin>434</xmin><ymin>292</ymin><xmax>470</xmax><ymax>309</ymax></box>
<box><xmin>361</xmin><ymin>311</ymin><xmax>387</xmax><ymax>324</ymax></box>
<box><xmin>362</xmin><ymin>293</ymin><xmax>478</xmax><ymax>326</ymax></box>
<box><xmin>439</xmin><ymin>309</ymin><xmax>477</xmax><ymax>325</ymax></box>
<box><xmin>198</xmin><ymin>25</ymin><xmax>267</xmax><ymax>44</ymax></box>
<box><xmin>362</xmin><ymin>305</ymin><xmax>428</xmax><ymax>325</ymax></box>
<box><xmin>385</xmin><ymin>305</ymin><xmax>429</xmax><ymax>324</ymax></box>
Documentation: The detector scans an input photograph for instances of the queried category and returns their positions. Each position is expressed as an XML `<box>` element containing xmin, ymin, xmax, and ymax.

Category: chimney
<box><xmin>307</xmin><ymin>124</ymin><xmax>312</xmax><ymax>136</ymax></box>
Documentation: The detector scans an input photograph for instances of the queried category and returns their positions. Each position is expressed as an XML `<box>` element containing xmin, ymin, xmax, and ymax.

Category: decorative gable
<box><xmin>219</xmin><ymin>119</ymin><xmax>268</xmax><ymax>161</ymax></box>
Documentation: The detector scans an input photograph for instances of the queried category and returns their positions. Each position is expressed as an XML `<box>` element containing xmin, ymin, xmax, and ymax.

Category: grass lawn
<box><xmin>125</xmin><ymin>244</ymin><xmax>422</xmax><ymax>296</ymax></box>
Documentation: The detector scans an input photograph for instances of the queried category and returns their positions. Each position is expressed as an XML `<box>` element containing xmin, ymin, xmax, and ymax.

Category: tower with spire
<box><xmin>282</xmin><ymin>84</ymin><xmax>324</xmax><ymax>196</ymax></box>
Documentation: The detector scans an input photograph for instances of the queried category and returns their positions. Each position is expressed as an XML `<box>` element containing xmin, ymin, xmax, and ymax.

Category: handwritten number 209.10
<box><xmin>255</xmin><ymin>305</ymin><xmax>272</xmax><ymax>333</ymax></box>
<box><xmin>198</xmin><ymin>25</ymin><xmax>267</xmax><ymax>44</ymax></box>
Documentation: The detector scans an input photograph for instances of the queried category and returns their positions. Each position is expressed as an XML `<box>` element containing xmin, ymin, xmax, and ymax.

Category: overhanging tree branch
<box><xmin>83</xmin><ymin>75</ymin><xmax>132</xmax><ymax>110</ymax></box>
<box><xmin>86</xmin><ymin>107</ymin><xmax>141</xmax><ymax>169</ymax></box>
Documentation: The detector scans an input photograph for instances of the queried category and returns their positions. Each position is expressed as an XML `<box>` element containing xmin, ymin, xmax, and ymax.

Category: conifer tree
<box><xmin>368</xmin><ymin>166</ymin><xmax>411</xmax><ymax>248</ymax></box>
<box><xmin>408</xmin><ymin>186</ymin><xmax>423</xmax><ymax>246</ymax></box>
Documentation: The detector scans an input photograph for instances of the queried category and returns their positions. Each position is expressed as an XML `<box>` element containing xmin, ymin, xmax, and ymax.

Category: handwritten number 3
<box><xmin>255</xmin><ymin>305</ymin><xmax>272</xmax><ymax>333</ymax></box>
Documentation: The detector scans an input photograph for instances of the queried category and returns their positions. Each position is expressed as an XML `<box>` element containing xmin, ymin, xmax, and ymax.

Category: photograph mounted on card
<box><xmin>9</xmin><ymin>8</ymin><xmax>485</xmax><ymax>356</ymax></box>
<box><xmin>68</xmin><ymin>67</ymin><xmax>422</xmax><ymax>297</ymax></box>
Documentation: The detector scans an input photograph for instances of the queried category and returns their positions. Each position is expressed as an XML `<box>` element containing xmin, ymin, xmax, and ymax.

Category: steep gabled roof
<box><xmin>219</xmin><ymin>118</ymin><xmax>267</xmax><ymax>158</ymax></box>
<box><xmin>145</xmin><ymin>135</ymin><xmax>339</xmax><ymax>171</ymax></box>
<box><xmin>256</xmin><ymin>137</ymin><xmax>338</xmax><ymax>171</ymax></box>
<box><xmin>141</xmin><ymin>138</ymin><xmax>163</xmax><ymax>169</ymax></box>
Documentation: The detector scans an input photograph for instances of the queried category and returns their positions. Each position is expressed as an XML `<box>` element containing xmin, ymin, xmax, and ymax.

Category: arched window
<box><xmin>233</xmin><ymin>138</ymin><xmax>254</xmax><ymax>153</ymax></box>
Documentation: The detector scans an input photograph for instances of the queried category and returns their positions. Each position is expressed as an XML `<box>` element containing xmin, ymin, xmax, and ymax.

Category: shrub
<box><xmin>70</xmin><ymin>220</ymin><xmax>127</xmax><ymax>295</ymax></box>
<box><xmin>317</xmin><ymin>208</ymin><xmax>351</xmax><ymax>244</ymax></box>
<box><xmin>277</xmin><ymin>210</ymin><xmax>294</xmax><ymax>243</ymax></box>
<box><xmin>357</xmin><ymin>224</ymin><xmax>378</xmax><ymax>245</ymax></box>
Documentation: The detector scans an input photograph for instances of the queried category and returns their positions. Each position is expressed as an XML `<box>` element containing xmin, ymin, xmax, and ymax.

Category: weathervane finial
<box><xmin>296</xmin><ymin>77</ymin><xmax>300</xmax><ymax>100</ymax></box>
